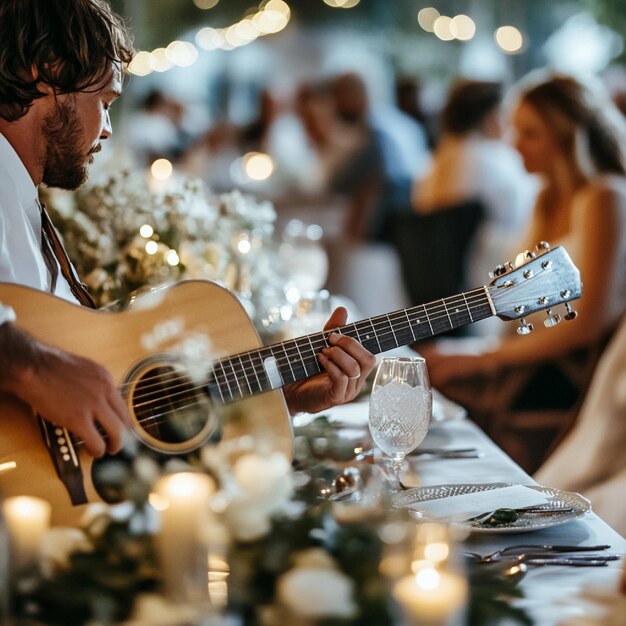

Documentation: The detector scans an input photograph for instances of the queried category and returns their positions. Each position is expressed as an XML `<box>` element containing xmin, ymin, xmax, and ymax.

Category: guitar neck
<box><xmin>207</xmin><ymin>287</ymin><xmax>494</xmax><ymax>404</ymax></box>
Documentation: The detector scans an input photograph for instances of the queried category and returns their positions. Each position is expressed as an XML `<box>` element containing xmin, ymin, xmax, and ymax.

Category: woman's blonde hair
<box><xmin>517</xmin><ymin>71</ymin><xmax>626</xmax><ymax>177</ymax></box>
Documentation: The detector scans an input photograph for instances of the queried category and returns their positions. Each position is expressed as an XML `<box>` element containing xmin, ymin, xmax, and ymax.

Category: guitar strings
<box><xmin>124</xmin><ymin>288</ymin><xmax>493</xmax><ymax>407</ymax></box>
<box><xmin>123</xmin><ymin>288</ymin><xmax>492</xmax><ymax>403</ymax></box>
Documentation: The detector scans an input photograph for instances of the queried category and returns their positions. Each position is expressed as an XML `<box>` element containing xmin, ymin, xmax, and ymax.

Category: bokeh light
<box><xmin>417</xmin><ymin>7</ymin><xmax>440</xmax><ymax>33</ymax></box>
<box><xmin>451</xmin><ymin>15</ymin><xmax>476</xmax><ymax>41</ymax></box>
<box><xmin>243</xmin><ymin>152</ymin><xmax>274</xmax><ymax>181</ymax></box>
<box><xmin>495</xmin><ymin>25</ymin><xmax>524</xmax><ymax>53</ymax></box>
<box><xmin>433</xmin><ymin>15</ymin><xmax>455</xmax><ymax>41</ymax></box>
<box><xmin>151</xmin><ymin>158</ymin><xmax>173</xmax><ymax>181</ymax></box>
<box><xmin>193</xmin><ymin>0</ymin><xmax>220</xmax><ymax>9</ymax></box>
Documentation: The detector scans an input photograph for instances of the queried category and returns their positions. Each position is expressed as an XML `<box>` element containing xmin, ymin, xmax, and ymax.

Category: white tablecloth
<box><xmin>313</xmin><ymin>401</ymin><xmax>626</xmax><ymax>626</ymax></box>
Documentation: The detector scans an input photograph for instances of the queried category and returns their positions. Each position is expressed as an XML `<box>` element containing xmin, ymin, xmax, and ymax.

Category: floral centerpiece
<box><xmin>42</xmin><ymin>171</ymin><xmax>285</xmax><ymax>324</ymax></box>
<box><xmin>5</xmin><ymin>417</ymin><xmax>533</xmax><ymax>626</ymax></box>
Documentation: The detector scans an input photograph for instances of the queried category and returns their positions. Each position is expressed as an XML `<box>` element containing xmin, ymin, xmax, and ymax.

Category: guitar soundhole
<box><xmin>131</xmin><ymin>364</ymin><xmax>215</xmax><ymax>449</ymax></box>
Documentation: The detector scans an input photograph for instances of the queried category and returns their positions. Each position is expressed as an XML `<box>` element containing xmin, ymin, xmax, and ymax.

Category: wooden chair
<box><xmin>436</xmin><ymin>332</ymin><xmax>614</xmax><ymax>473</ymax></box>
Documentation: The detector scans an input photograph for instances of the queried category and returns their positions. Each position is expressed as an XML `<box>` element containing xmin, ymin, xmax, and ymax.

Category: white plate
<box><xmin>393</xmin><ymin>482</ymin><xmax>591</xmax><ymax>534</ymax></box>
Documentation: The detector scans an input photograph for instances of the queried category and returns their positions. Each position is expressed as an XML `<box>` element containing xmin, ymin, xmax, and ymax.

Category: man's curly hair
<box><xmin>0</xmin><ymin>0</ymin><xmax>134</xmax><ymax>121</ymax></box>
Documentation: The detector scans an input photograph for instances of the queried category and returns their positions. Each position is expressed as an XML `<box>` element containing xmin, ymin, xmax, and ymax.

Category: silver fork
<box><xmin>464</xmin><ymin>543</ymin><xmax>612</xmax><ymax>563</ymax></box>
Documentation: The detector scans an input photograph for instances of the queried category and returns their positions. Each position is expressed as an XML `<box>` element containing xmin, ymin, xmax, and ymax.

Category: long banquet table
<box><xmin>313</xmin><ymin>398</ymin><xmax>626</xmax><ymax>626</ymax></box>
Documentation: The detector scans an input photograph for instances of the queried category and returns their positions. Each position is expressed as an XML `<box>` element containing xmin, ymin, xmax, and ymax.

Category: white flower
<box><xmin>225</xmin><ymin>452</ymin><xmax>294</xmax><ymax>541</ymax></box>
<box><xmin>277</xmin><ymin>562</ymin><xmax>357</xmax><ymax>619</ymax></box>
<box><xmin>120</xmin><ymin>593</ymin><xmax>201</xmax><ymax>626</ymax></box>
<box><xmin>39</xmin><ymin>527</ymin><xmax>92</xmax><ymax>576</ymax></box>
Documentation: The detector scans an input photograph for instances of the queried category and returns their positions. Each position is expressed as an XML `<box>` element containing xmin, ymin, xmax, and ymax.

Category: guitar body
<box><xmin>0</xmin><ymin>281</ymin><xmax>292</xmax><ymax>525</ymax></box>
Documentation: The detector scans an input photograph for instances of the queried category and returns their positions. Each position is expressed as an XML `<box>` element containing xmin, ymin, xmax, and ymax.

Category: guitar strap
<box><xmin>39</xmin><ymin>202</ymin><xmax>97</xmax><ymax>309</ymax></box>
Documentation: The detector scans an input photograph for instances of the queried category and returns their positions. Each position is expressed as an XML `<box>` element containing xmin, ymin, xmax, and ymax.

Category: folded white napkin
<box><xmin>409</xmin><ymin>484</ymin><xmax>551</xmax><ymax>523</ymax></box>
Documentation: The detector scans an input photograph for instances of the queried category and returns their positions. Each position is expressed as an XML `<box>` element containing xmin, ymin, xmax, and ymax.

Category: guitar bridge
<box><xmin>39</xmin><ymin>416</ymin><xmax>88</xmax><ymax>505</ymax></box>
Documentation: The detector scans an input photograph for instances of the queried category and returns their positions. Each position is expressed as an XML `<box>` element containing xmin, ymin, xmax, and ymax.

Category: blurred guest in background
<box><xmin>413</xmin><ymin>79</ymin><xmax>536</xmax><ymax>294</ymax></box>
<box><xmin>329</xmin><ymin>71</ymin><xmax>429</xmax><ymax>243</ymax></box>
<box><xmin>395</xmin><ymin>76</ymin><xmax>436</xmax><ymax>149</ymax></box>
<box><xmin>126</xmin><ymin>89</ymin><xmax>194</xmax><ymax>166</ymax></box>
<box><xmin>421</xmin><ymin>72</ymin><xmax>626</xmax><ymax>467</ymax></box>
<box><xmin>307</xmin><ymin>71</ymin><xmax>429</xmax><ymax>316</ymax></box>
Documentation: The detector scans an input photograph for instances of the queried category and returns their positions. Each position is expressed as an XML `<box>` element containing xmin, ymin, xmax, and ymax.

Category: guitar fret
<box><xmin>404</xmin><ymin>310</ymin><xmax>416</xmax><ymax>341</ymax></box>
<box><xmin>207</xmin><ymin>374</ymin><xmax>225</xmax><ymax>403</ymax></box>
<box><xmin>228</xmin><ymin>359</ymin><xmax>244</xmax><ymax>399</ymax></box>
<box><xmin>274</xmin><ymin>344</ymin><xmax>296</xmax><ymax>384</ymax></box>
<box><xmin>421</xmin><ymin>305</ymin><xmax>434</xmax><ymax>334</ymax></box>
<box><xmin>248</xmin><ymin>352</ymin><xmax>265</xmax><ymax>393</ymax></box>
<box><xmin>442</xmin><ymin>299</ymin><xmax>453</xmax><ymax>327</ymax></box>
<box><xmin>462</xmin><ymin>292</ymin><xmax>474</xmax><ymax>322</ymax></box>
<box><xmin>306</xmin><ymin>335</ymin><xmax>322</xmax><ymax>375</ymax></box>
<box><xmin>386</xmin><ymin>313</ymin><xmax>399</xmax><ymax>347</ymax></box>
<box><xmin>237</xmin><ymin>355</ymin><xmax>253</xmax><ymax>395</ymax></box>
<box><xmin>216</xmin><ymin>361</ymin><xmax>234</xmax><ymax>401</ymax></box>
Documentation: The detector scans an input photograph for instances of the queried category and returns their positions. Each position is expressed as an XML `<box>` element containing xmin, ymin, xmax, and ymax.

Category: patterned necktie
<box><xmin>38</xmin><ymin>201</ymin><xmax>96</xmax><ymax>309</ymax></box>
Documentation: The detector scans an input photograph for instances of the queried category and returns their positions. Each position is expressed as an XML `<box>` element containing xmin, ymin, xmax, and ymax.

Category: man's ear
<box><xmin>30</xmin><ymin>63</ymin><xmax>57</xmax><ymax>96</ymax></box>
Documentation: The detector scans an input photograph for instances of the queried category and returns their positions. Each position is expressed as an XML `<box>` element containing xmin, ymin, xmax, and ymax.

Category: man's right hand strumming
<box><xmin>0</xmin><ymin>322</ymin><xmax>130</xmax><ymax>457</ymax></box>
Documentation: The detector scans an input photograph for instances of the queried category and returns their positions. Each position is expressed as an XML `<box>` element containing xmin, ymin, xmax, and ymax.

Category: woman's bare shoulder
<box><xmin>578</xmin><ymin>174</ymin><xmax>626</xmax><ymax>209</ymax></box>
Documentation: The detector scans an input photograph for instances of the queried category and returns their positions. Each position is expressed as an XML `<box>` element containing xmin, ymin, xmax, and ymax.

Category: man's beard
<box><xmin>42</xmin><ymin>97</ymin><xmax>92</xmax><ymax>190</ymax></box>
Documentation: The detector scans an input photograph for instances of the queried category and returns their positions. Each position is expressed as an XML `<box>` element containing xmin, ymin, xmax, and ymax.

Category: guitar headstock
<box><xmin>488</xmin><ymin>243</ymin><xmax>582</xmax><ymax>334</ymax></box>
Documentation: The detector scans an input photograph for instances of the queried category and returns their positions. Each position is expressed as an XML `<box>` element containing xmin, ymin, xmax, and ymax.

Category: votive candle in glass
<box><xmin>3</xmin><ymin>496</ymin><xmax>51</xmax><ymax>574</ymax></box>
<box><xmin>153</xmin><ymin>472</ymin><xmax>215</xmax><ymax>602</ymax></box>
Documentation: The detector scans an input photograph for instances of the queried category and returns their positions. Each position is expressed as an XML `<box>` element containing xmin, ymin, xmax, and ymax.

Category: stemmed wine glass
<box><xmin>368</xmin><ymin>357</ymin><xmax>432</xmax><ymax>492</ymax></box>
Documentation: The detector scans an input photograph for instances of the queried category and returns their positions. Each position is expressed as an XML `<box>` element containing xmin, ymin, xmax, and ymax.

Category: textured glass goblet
<box><xmin>368</xmin><ymin>357</ymin><xmax>432</xmax><ymax>492</ymax></box>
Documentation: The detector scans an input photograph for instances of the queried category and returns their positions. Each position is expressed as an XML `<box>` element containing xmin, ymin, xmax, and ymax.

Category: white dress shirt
<box><xmin>0</xmin><ymin>132</ymin><xmax>78</xmax><ymax>321</ymax></box>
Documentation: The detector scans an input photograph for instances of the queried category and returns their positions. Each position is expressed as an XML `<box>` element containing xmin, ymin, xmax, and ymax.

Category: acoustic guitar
<box><xmin>0</xmin><ymin>244</ymin><xmax>581</xmax><ymax>524</ymax></box>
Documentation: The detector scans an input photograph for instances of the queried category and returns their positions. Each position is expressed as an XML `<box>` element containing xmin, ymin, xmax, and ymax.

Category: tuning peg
<box><xmin>515</xmin><ymin>250</ymin><xmax>536</xmax><ymax>267</ymax></box>
<box><xmin>564</xmin><ymin>303</ymin><xmax>578</xmax><ymax>321</ymax></box>
<box><xmin>517</xmin><ymin>318</ymin><xmax>534</xmax><ymax>335</ymax></box>
<box><xmin>543</xmin><ymin>308</ymin><xmax>562</xmax><ymax>328</ymax></box>
<box><xmin>489</xmin><ymin>264</ymin><xmax>507</xmax><ymax>279</ymax></box>
<box><xmin>535</xmin><ymin>241</ymin><xmax>551</xmax><ymax>252</ymax></box>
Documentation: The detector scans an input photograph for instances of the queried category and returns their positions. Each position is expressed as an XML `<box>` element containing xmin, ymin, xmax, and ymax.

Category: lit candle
<box><xmin>393</xmin><ymin>567</ymin><xmax>467</xmax><ymax>626</ymax></box>
<box><xmin>3</xmin><ymin>496</ymin><xmax>51</xmax><ymax>574</ymax></box>
<box><xmin>153</xmin><ymin>472</ymin><xmax>215</xmax><ymax>602</ymax></box>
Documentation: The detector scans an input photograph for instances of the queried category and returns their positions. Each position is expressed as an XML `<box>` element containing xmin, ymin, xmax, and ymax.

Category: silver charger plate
<box><xmin>393</xmin><ymin>482</ymin><xmax>591</xmax><ymax>533</ymax></box>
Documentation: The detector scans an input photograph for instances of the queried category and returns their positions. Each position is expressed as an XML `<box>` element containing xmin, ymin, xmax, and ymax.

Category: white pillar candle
<box><xmin>153</xmin><ymin>472</ymin><xmax>215</xmax><ymax>602</ymax></box>
<box><xmin>393</xmin><ymin>568</ymin><xmax>467</xmax><ymax>626</ymax></box>
<box><xmin>3</xmin><ymin>496</ymin><xmax>51</xmax><ymax>574</ymax></box>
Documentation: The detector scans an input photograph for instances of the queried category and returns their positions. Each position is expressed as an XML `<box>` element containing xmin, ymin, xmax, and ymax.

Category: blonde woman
<box><xmin>423</xmin><ymin>72</ymin><xmax>626</xmax><ymax>412</ymax></box>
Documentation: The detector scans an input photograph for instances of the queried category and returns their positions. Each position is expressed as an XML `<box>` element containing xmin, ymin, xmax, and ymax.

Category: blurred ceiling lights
<box><xmin>193</xmin><ymin>0</ymin><xmax>220</xmax><ymax>8</ymax></box>
<box><xmin>128</xmin><ymin>1</ymin><xmax>527</xmax><ymax>78</ymax></box>
<box><xmin>495</xmin><ymin>26</ymin><xmax>525</xmax><ymax>54</ymax></box>
<box><xmin>323</xmin><ymin>0</ymin><xmax>361</xmax><ymax>7</ymax></box>
<box><xmin>417</xmin><ymin>6</ymin><xmax>524</xmax><ymax>53</ymax></box>
<box><xmin>128</xmin><ymin>0</ymin><xmax>292</xmax><ymax>76</ymax></box>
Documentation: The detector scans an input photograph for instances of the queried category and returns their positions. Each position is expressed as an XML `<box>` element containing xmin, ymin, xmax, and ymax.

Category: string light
<box><xmin>450</xmin><ymin>15</ymin><xmax>476</xmax><ymax>41</ymax></box>
<box><xmin>151</xmin><ymin>158</ymin><xmax>173</xmax><ymax>181</ymax></box>
<box><xmin>243</xmin><ymin>152</ymin><xmax>274</xmax><ymax>181</ymax></box>
<box><xmin>323</xmin><ymin>0</ymin><xmax>360</xmax><ymax>8</ymax></box>
<box><xmin>167</xmin><ymin>250</ymin><xmax>180</xmax><ymax>266</ymax></box>
<box><xmin>417</xmin><ymin>7</ymin><xmax>440</xmax><ymax>33</ymax></box>
<box><xmin>433</xmin><ymin>15</ymin><xmax>454</xmax><ymax>41</ymax></box>
<box><xmin>129</xmin><ymin>1</ymin><xmax>292</xmax><ymax>76</ymax></box>
<box><xmin>140</xmin><ymin>224</ymin><xmax>154</xmax><ymax>238</ymax></box>
<box><xmin>495</xmin><ymin>25</ymin><xmax>524</xmax><ymax>53</ymax></box>
<box><xmin>193</xmin><ymin>0</ymin><xmax>220</xmax><ymax>8</ymax></box>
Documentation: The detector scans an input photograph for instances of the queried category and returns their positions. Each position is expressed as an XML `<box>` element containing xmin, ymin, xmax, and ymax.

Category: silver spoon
<box><xmin>328</xmin><ymin>467</ymin><xmax>363</xmax><ymax>501</ymax></box>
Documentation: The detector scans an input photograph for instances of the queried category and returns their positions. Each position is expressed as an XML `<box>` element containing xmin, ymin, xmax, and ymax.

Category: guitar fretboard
<box><xmin>206</xmin><ymin>287</ymin><xmax>493</xmax><ymax>404</ymax></box>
